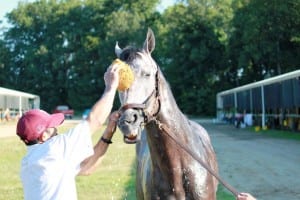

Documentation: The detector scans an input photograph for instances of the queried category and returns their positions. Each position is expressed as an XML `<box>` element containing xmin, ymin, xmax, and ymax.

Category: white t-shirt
<box><xmin>20</xmin><ymin>121</ymin><xmax>94</xmax><ymax>200</ymax></box>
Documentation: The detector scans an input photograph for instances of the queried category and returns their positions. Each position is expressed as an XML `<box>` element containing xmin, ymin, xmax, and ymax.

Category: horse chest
<box><xmin>149</xmin><ymin>154</ymin><xmax>209</xmax><ymax>198</ymax></box>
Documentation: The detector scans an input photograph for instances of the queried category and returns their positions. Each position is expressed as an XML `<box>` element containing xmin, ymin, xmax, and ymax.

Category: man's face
<box><xmin>44</xmin><ymin>127</ymin><xmax>58</xmax><ymax>139</ymax></box>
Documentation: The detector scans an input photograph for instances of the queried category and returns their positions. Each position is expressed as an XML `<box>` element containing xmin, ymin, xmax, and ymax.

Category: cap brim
<box><xmin>47</xmin><ymin>113</ymin><xmax>65</xmax><ymax>128</ymax></box>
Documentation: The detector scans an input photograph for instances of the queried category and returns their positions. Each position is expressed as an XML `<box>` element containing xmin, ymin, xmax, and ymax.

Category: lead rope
<box><xmin>155</xmin><ymin>120</ymin><xmax>239</xmax><ymax>198</ymax></box>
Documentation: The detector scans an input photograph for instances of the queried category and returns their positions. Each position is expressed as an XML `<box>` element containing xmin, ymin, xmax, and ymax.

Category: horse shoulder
<box><xmin>189</xmin><ymin>119</ymin><xmax>219</xmax><ymax>189</ymax></box>
<box><xmin>189</xmin><ymin>120</ymin><xmax>213</xmax><ymax>145</ymax></box>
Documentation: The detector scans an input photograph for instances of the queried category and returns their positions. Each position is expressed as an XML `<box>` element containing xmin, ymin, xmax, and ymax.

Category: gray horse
<box><xmin>116</xmin><ymin>28</ymin><xmax>218</xmax><ymax>200</ymax></box>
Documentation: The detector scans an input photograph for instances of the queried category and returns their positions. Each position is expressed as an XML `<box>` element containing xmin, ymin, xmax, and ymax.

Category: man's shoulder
<box><xmin>63</xmin><ymin>120</ymin><xmax>91</xmax><ymax>139</ymax></box>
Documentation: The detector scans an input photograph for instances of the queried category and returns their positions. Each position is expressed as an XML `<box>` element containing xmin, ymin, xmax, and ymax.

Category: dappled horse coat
<box><xmin>116</xmin><ymin>28</ymin><xmax>218</xmax><ymax>200</ymax></box>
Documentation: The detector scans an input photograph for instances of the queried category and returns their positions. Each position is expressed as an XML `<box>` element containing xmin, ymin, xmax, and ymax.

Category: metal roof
<box><xmin>218</xmin><ymin>69</ymin><xmax>300</xmax><ymax>96</ymax></box>
<box><xmin>0</xmin><ymin>87</ymin><xmax>39</xmax><ymax>98</ymax></box>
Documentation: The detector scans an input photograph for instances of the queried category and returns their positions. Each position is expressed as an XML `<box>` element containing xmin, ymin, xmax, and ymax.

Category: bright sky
<box><xmin>0</xmin><ymin>0</ymin><xmax>36</xmax><ymax>30</ymax></box>
<box><xmin>0</xmin><ymin>0</ymin><xmax>37</xmax><ymax>19</ymax></box>
<box><xmin>0</xmin><ymin>1</ymin><xmax>25</xmax><ymax>21</ymax></box>
<box><xmin>0</xmin><ymin>0</ymin><xmax>175</xmax><ymax>30</ymax></box>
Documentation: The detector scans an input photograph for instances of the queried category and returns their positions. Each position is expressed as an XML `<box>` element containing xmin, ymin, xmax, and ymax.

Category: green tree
<box><xmin>3</xmin><ymin>0</ymin><xmax>298</xmax><ymax>117</ymax></box>
<box><xmin>0</xmin><ymin>39</ymin><xmax>11</xmax><ymax>86</ymax></box>
<box><xmin>3</xmin><ymin>0</ymin><xmax>159</xmax><ymax>111</ymax></box>
<box><xmin>227</xmin><ymin>0</ymin><xmax>300</xmax><ymax>86</ymax></box>
<box><xmin>157</xmin><ymin>2</ymin><xmax>225</xmax><ymax>115</ymax></box>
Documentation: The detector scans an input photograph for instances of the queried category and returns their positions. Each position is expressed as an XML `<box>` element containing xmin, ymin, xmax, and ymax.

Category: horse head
<box><xmin>116</xmin><ymin>28</ymin><xmax>160</xmax><ymax>143</ymax></box>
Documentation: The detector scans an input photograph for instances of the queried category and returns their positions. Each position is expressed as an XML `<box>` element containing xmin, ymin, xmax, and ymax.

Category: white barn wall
<box><xmin>0</xmin><ymin>87</ymin><xmax>40</xmax><ymax>118</ymax></box>
<box><xmin>216</xmin><ymin>69</ymin><xmax>300</xmax><ymax>129</ymax></box>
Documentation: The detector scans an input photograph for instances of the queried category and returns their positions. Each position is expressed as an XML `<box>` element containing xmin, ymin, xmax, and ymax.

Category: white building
<box><xmin>0</xmin><ymin>87</ymin><xmax>40</xmax><ymax>119</ymax></box>
<box><xmin>216</xmin><ymin>69</ymin><xmax>300</xmax><ymax>130</ymax></box>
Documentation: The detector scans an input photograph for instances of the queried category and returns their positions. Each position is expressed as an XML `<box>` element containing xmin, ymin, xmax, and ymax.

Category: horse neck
<box><xmin>144</xmin><ymin>71</ymin><xmax>192</xmax><ymax>161</ymax></box>
<box><xmin>156</xmin><ymin>70</ymin><xmax>188</xmax><ymax>128</ymax></box>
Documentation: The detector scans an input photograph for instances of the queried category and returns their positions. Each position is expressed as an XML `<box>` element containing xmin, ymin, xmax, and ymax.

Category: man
<box><xmin>16</xmin><ymin>62</ymin><xmax>121</xmax><ymax>200</ymax></box>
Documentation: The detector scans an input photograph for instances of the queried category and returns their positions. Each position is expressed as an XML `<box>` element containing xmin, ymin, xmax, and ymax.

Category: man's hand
<box><xmin>104</xmin><ymin>62</ymin><xmax>121</xmax><ymax>91</ymax></box>
<box><xmin>88</xmin><ymin>63</ymin><xmax>121</xmax><ymax>133</ymax></box>
<box><xmin>236</xmin><ymin>193</ymin><xmax>256</xmax><ymax>200</ymax></box>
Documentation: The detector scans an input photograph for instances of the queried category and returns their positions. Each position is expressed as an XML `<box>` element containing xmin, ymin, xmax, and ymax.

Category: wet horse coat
<box><xmin>117</xmin><ymin>29</ymin><xmax>218</xmax><ymax>200</ymax></box>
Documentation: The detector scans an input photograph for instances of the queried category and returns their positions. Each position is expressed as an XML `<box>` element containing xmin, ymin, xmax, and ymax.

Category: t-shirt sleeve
<box><xmin>61</xmin><ymin>121</ymin><xmax>94</xmax><ymax>173</ymax></box>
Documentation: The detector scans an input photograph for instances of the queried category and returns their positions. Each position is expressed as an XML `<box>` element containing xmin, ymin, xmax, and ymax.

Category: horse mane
<box><xmin>156</xmin><ymin>63</ymin><xmax>191</xmax><ymax>127</ymax></box>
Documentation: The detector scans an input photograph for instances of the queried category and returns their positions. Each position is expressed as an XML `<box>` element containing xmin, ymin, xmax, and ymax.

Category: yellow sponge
<box><xmin>113</xmin><ymin>59</ymin><xmax>134</xmax><ymax>91</ymax></box>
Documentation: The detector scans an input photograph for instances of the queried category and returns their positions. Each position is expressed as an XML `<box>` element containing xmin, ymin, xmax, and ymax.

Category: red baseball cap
<box><xmin>16</xmin><ymin>109</ymin><xmax>65</xmax><ymax>145</ymax></box>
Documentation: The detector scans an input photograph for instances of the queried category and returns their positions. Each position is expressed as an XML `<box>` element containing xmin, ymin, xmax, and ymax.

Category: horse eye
<box><xmin>142</xmin><ymin>73</ymin><xmax>151</xmax><ymax>77</ymax></box>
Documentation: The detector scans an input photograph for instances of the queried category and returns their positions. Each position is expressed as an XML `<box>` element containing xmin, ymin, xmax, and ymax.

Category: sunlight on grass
<box><xmin>0</xmin><ymin>136</ymin><xmax>26</xmax><ymax>200</ymax></box>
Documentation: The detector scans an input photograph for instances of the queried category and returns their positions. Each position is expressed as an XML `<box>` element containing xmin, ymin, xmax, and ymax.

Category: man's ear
<box><xmin>39</xmin><ymin>131</ymin><xmax>50</xmax><ymax>142</ymax></box>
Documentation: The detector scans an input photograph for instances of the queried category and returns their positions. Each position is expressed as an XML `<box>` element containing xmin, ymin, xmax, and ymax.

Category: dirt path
<box><xmin>199</xmin><ymin>120</ymin><xmax>300</xmax><ymax>200</ymax></box>
<box><xmin>0</xmin><ymin>122</ymin><xmax>18</xmax><ymax>138</ymax></box>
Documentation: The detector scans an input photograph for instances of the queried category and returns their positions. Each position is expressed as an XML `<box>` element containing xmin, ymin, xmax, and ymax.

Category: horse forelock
<box><xmin>119</xmin><ymin>46</ymin><xmax>157</xmax><ymax>70</ymax></box>
<box><xmin>119</xmin><ymin>46</ymin><xmax>140</xmax><ymax>62</ymax></box>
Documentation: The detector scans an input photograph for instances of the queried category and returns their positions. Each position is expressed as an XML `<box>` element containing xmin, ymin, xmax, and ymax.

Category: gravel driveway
<box><xmin>198</xmin><ymin>120</ymin><xmax>300</xmax><ymax>200</ymax></box>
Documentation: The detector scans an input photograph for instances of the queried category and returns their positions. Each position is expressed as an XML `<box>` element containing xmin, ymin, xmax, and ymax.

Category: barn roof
<box><xmin>218</xmin><ymin>69</ymin><xmax>300</xmax><ymax>96</ymax></box>
<box><xmin>0</xmin><ymin>87</ymin><xmax>38</xmax><ymax>98</ymax></box>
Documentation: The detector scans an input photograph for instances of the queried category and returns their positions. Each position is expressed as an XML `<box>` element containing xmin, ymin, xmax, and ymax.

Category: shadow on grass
<box><xmin>121</xmin><ymin>159</ymin><xmax>137</xmax><ymax>199</ymax></box>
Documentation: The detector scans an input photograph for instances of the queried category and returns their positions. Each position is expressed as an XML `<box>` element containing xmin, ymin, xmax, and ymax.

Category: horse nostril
<box><xmin>133</xmin><ymin>113</ymin><xmax>138</xmax><ymax>122</ymax></box>
<box><xmin>124</xmin><ymin>113</ymin><xmax>138</xmax><ymax>125</ymax></box>
<box><xmin>125</xmin><ymin>114</ymin><xmax>137</xmax><ymax>124</ymax></box>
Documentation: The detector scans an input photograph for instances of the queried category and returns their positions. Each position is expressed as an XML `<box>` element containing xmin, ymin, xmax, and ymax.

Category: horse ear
<box><xmin>115</xmin><ymin>41</ymin><xmax>122</xmax><ymax>58</ymax></box>
<box><xmin>143</xmin><ymin>28</ymin><xmax>155</xmax><ymax>54</ymax></box>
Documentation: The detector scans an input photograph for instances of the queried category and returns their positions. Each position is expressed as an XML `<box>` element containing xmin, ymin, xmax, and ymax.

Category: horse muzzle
<box><xmin>117</xmin><ymin>107</ymin><xmax>146</xmax><ymax>144</ymax></box>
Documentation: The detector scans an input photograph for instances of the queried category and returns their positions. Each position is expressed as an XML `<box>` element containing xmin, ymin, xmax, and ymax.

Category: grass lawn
<box><xmin>0</xmin><ymin>122</ymin><xmax>234</xmax><ymax>200</ymax></box>
<box><xmin>250</xmin><ymin>126</ymin><xmax>300</xmax><ymax>141</ymax></box>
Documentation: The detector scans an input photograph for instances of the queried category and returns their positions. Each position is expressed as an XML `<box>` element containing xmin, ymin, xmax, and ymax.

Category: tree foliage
<box><xmin>0</xmin><ymin>0</ymin><xmax>299</xmax><ymax>116</ymax></box>
<box><xmin>227</xmin><ymin>0</ymin><xmax>300</xmax><ymax>86</ymax></box>
<box><xmin>2</xmin><ymin>0</ymin><xmax>159</xmax><ymax>111</ymax></box>
<box><xmin>155</xmin><ymin>2</ymin><xmax>225</xmax><ymax>115</ymax></box>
